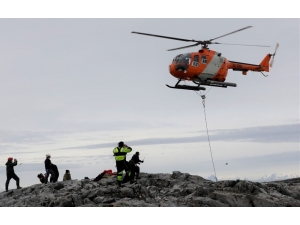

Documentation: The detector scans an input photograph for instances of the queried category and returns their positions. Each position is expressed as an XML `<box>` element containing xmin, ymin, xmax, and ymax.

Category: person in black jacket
<box><xmin>50</xmin><ymin>164</ymin><xmax>59</xmax><ymax>183</ymax></box>
<box><xmin>5</xmin><ymin>157</ymin><xmax>22</xmax><ymax>192</ymax></box>
<box><xmin>44</xmin><ymin>154</ymin><xmax>56</xmax><ymax>184</ymax></box>
<box><xmin>131</xmin><ymin>152</ymin><xmax>144</xmax><ymax>179</ymax></box>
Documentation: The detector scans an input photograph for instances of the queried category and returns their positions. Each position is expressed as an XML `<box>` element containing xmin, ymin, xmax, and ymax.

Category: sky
<box><xmin>0</xmin><ymin>3</ymin><xmax>299</xmax><ymax>195</ymax></box>
<box><xmin>0</xmin><ymin>1</ymin><xmax>299</xmax><ymax>224</ymax></box>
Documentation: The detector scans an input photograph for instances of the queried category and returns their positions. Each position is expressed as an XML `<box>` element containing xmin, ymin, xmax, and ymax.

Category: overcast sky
<box><xmin>0</xmin><ymin>13</ymin><xmax>299</xmax><ymax>191</ymax></box>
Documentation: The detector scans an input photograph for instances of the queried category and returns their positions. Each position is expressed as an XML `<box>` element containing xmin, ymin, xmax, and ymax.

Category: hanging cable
<box><xmin>200</xmin><ymin>93</ymin><xmax>217</xmax><ymax>182</ymax></box>
<box><xmin>184</xmin><ymin>81</ymin><xmax>218</xmax><ymax>182</ymax></box>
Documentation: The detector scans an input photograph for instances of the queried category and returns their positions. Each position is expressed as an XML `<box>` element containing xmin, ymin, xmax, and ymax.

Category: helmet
<box><xmin>8</xmin><ymin>157</ymin><xmax>13</xmax><ymax>161</ymax></box>
<box><xmin>46</xmin><ymin>154</ymin><xmax>51</xmax><ymax>158</ymax></box>
<box><xmin>136</xmin><ymin>152</ymin><xmax>140</xmax><ymax>155</ymax></box>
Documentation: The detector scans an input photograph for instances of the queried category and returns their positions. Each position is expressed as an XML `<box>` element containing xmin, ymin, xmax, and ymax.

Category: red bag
<box><xmin>103</xmin><ymin>170</ymin><xmax>117</xmax><ymax>175</ymax></box>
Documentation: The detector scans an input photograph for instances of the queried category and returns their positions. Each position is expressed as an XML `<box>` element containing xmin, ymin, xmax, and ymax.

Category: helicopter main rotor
<box><xmin>132</xmin><ymin>26</ymin><xmax>270</xmax><ymax>51</ymax></box>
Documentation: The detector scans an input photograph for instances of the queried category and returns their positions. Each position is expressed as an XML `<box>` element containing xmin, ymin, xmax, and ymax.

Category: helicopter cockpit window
<box><xmin>201</xmin><ymin>55</ymin><xmax>207</xmax><ymax>64</ymax></box>
<box><xmin>177</xmin><ymin>53</ymin><xmax>191</xmax><ymax>64</ymax></box>
<box><xmin>174</xmin><ymin>53</ymin><xmax>191</xmax><ymax>71</ymax></box>
<box><xmin>192</xmin><ymin>55</ymin><xmax>199</xmax><ymax>67</ymax></box>
<box><xmin>172</xmin><ymin>54</ymin><xmax>183</xmax><ymax>63</ymax></box>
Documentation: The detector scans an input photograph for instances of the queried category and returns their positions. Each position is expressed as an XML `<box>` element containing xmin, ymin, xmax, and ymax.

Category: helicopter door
<box><xmin>192</xmin><ymin>55</ymin><xmax>199</xmax><ymax>67</ymax></box>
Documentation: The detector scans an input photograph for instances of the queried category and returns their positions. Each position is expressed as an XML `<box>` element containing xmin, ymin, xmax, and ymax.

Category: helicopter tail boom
<box><xmin>228</xmin><ymin>53</ymin><xmax>271</xmax><ymax>75</ymax></box>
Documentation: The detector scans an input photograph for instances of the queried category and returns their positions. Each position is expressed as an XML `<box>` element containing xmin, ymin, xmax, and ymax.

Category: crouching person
<box><xmin>37</xmin><ymin>173</ymin><xmax>46</xmax><ymax>183</ymax></box>
<box><xmin>131</xmin><ymin>152</ymin><xmax>144</xmax><ymax>179</ymax></box>
<box><xmin>63</xmin><ymin>170</ymin><xmax>71</xmax><ymax>181</ymax></box>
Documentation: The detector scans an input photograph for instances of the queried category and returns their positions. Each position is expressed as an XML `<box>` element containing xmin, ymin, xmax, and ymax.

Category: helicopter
<box><xmin>132</xmin><ymin>26</ymin><xmax>279</xmax><ymax>91</ymax></box>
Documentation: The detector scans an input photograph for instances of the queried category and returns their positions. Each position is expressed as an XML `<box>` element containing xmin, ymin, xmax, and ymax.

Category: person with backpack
<box><xmin>44</xmin><ymin>154</ymin><xmax>56</xmax><ymax>184</ymax></box>
<box><xmin>5</xmin><ymin>157</ymin><xmax>22</xmax><ymax>192</ymax></box>
<box><xmin>131</xmin><ymin>151</ymin><xmax>144</xmax><ymax>179</ymax></box>
<box><xmin>113</xmin><ymin>141</ymin><xmax>132</xmax><ymax>187</ymax></box>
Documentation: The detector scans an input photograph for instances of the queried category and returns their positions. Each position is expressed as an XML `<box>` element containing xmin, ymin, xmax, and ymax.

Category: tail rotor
<box><xmin>270</xmin><ymin>43</ymin><xmax>279</xmax><ymax>68</ymax></box>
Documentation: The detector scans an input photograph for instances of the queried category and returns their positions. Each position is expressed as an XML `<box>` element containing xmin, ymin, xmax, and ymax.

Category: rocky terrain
<box><xmin>0</xmin><ymin>171</ymin><xmax>299</xmax><ymax>207</ymax></box>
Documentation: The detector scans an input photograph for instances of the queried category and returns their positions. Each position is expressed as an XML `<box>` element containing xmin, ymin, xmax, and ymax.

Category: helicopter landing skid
<box><xmin>166</xmin><ymin>79</ymin><xmax>206</xmax><ymax>91</ymax></box>
<box><xmin>166</xmin><ymin>84</ymin><xmax>206</xmax><ymax>91</ymax></box>
<box><xmin>193</xmin><ymin>78</ymin><xmax>237</xmax><ymax>88</ymax></box>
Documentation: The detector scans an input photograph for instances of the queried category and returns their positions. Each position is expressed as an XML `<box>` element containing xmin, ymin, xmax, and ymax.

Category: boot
<box><xmin>117</xmin><ymin>181</ymin><xmax>123</xmax><ymax>187</ymax></box>
<box><xmin>17</xmin><ymin>186</ymin><xmax>22</xmax><ymax>189</ymax></box>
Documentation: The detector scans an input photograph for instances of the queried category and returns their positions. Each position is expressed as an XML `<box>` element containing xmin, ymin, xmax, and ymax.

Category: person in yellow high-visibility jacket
<box><xmin>113</xmin><ymin>141</ymin><xmax>132</xmax><ymax>187</ymax></box>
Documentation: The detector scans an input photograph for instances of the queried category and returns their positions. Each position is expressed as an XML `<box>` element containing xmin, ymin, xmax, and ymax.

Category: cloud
<box><xmin>0</xmin><ymin>130</ymin><xmax>65</xmax><ymax>144</ymax></box>
<box><xmin>60</xmin><ymin>123</ymin><xmax>299</xmax><ymax>150</ymax></box>
<box><xmin>212</xmin><ymin>123</ymin><xmax>300</xmax><ymax>143</ymax></box>
<box><xmin>219</xmin><ymin>150</ymin><xmax>299</xmax><ymax>165</ymax></box>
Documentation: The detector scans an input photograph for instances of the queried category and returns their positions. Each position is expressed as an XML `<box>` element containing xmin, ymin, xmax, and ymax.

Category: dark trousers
<box><xmin>45</xmin><ymin>169</ymin><xmax>56</xmax><ymax>184</ymax></box>
<box><xmin>5</xmin><ymin>173</ymin><xmax>20</xmax><ymax>191</ymax></box>
<box><xmin>115</xmin><ymin>161</ymin><xmax>134</xmax><ymax>184</ymax></box>
<box><xmin>116</xmin><ymin>161</ymin><xmax>127</xmax><ymax>183</ymax></box>
<box><xmin>134</xmin><ymin>165</ymin><xmax>140</xmax><ymax>177</ymax></box>
<box><xmin>123</xmin><ymin>161</ymin><xmax>135</xmax><ymax>183</ymax></box>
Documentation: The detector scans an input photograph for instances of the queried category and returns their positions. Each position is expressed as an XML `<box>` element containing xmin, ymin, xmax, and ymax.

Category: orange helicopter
<box><xmin>132</xmin><ymin>26</ymin><xmax>279</xmax><ymax>91</ymax></box>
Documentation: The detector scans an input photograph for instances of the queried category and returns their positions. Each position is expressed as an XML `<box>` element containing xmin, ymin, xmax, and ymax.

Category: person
<box><xmin>5</xmin><ymin>157</ymin><xmax>22</xmax><ymax>192</ymax></box>
<box><xmin>37</xmin><ymin>173</ymin><xmax>46</xmax><ymax>183</ymax></box>
<box><xmin>113</xmin><ymin>141</ymin><xmax>132</xmax><ymax>187</ymax></box>
<box><xmin>50</xmin><ymin>164</ymin><xmax>59</xmax><ymax>183</ymax></box>
<box><xmin>131</xmin><ymin>151</ymin><xmax>144</xmax><ymax>179</ymax></box>
<box><xmin>44</xmin><ymin>154</ymin><xmax>56</xmax><ymax>184</ymax></box>
<box><xmin>63</xmin><ymin>170</ymin><xmax>71</xmax><ymax>181</ymax></box>
<box><xmin>92</xmin><ymin>170</ymin><xmax>116</xmax><ymax>182</ymax></box>
<box><xmin>124</xmin><ymin>159</ymin><xmax>136</xmax><ymax>184</ymax></box>
<box><xmin>92</xmin><ymin>171</ymin><xmax>105</xmax><ymax>182</ymax></box>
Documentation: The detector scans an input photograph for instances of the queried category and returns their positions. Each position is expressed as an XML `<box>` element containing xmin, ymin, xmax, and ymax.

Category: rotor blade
<box><xmin>167</xmin><ymin>43</ymin><xmax>200</xmax><ymax>51</ymax></box>
<box><xmin>270</xmin><ymin>43</ymin><xmax>279</xmax><ymax>67</ymax></box>
<box><xmin>273</xmin><ymin>43</ymin><xmax>279</xmax><ymax>55</ymax></box>
<box><xmin>270</xmin><ymin>57</ymin><xmax>275</xmax><ymax>67</ymax></box>
<box><xmin>132</xmin><ymin>31</ymin><xmax>197</xmax><ymax>42</ymax></box>
<box><xmin>210</xmin><ymin>26</ymin><xmax>253</xmax><ymax>41</ymax></box>
<box><xmin>212</xmin><ymin>42</ymin><xmax>270</xmax><ymax>47</ymax></box>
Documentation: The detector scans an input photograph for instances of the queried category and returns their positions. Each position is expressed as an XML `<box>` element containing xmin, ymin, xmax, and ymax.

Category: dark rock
<box><xmin>72</xmin><ymin>194</ymin><xmax>83</xmax><ymax>206</ymax></box>
<box><xmin>93</xmin><ymin>196</ymin><xmax>105</xmax><ymax>204</ymax></box>
<box><xmin>0</xmin><ymin>172</ymin><xmax>299</xmax><ymax>207</ymax></box>
<box><xmin>102</xmin><ymin>198</ymin><xmax>115</xmax><ymax>203</ymax></box>
<box><xmin>53</xmin><ymin>182</ymin><xmax>64</xmax><ymax>190</ymax></box>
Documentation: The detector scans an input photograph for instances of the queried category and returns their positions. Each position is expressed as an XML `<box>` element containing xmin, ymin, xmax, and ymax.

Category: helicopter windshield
<box><xmin>173</xmin><ymin>53</ymin><xmax>191</xmax><ymax>71</ymax></box>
